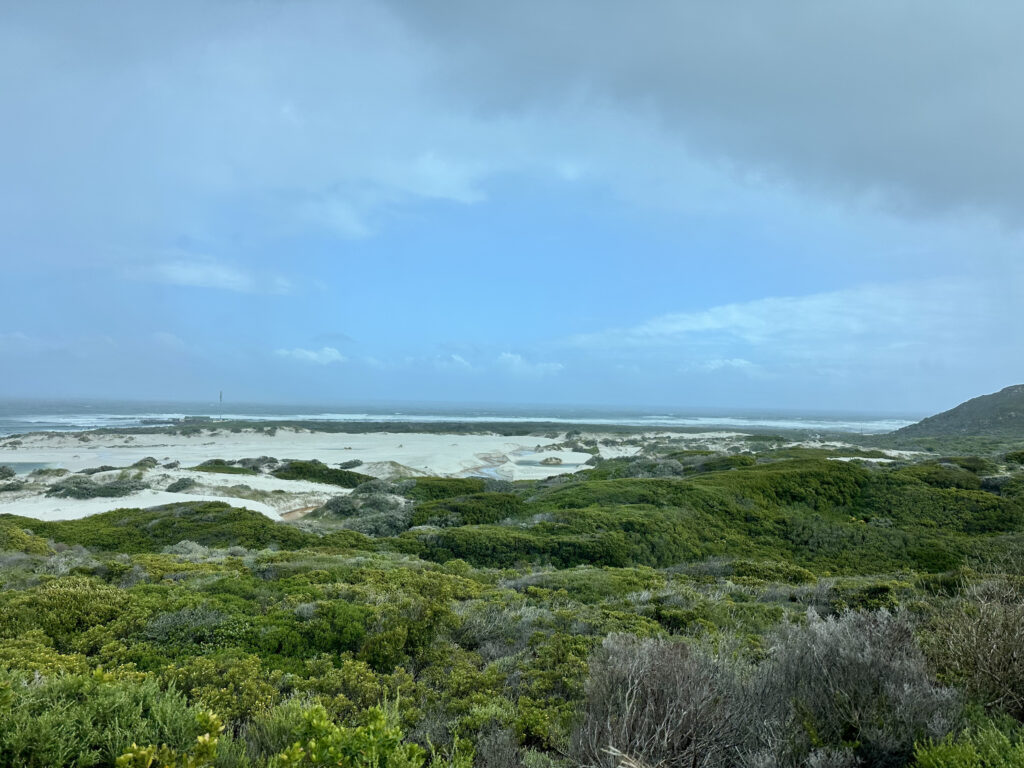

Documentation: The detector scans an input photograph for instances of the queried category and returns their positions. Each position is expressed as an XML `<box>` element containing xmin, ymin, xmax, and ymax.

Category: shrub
<box><xmin>340</xmin><ymin>509</ymin><xmax>413</xmax><ymax>537</ymax></box>
<box><xmin>22</xmin><ymin>502</ymin><xmax>318</xmax><ymax>553</ymax></box>
<box><xmin>0</xmin><ymin>465</ymin><xmax>15</xmax><ymax>480</ymax></box>
<box><xmin>0</xmin><ymin>670</ymin><xmax>208</xmax><ymax>767</ymax></box>
<box><xmin>46</xmin><ymin>472</ymin><xmax>148</xmax><ymax>499</ymax></box>
<box><xmin>0</xmin><ymin>523</ymin><xmax>50</xmax><ymax>555</ymax></box>
<box><xmin>236</xmin><ymin>456</ymin><xmax>279</xmax><ymax>470</ymax></box>
<box><xmin>924</xmin><ymin>580</ymin><xmax>1024</xmax><ymax>720</ymax></box>
<box><xmin>1005</xmin><ymin>450</ymin><xmax>1024</xmax><ymax>466</ymax></box>
<box><xmin>695</xmin><ymin>454</ymin><xmax>757</xmax><ymax>473</ymax></box>
<box><xmin>272</xmin><ymin>460</ymin><xmax>372</xmax><ymax>488</ymax></box>
<box><xmin>752</xmin><ymin>609</ymin><xmax>960</xmax><ymax>767</ymax></box>
<box><xmin>167</xmin><ymin>477</ymin><xmax>197</xmax><ymax>493</ymax></box>
<box><xmin>144</xmin><ymin>605</ymin><xmax>228</xmax><ymax>644</ymax></box>
<box><xmin>915</xmin><ymin>723</ymin><xmax>1024</xmax><ymax>768</ymax></box>
<box><xmin>571</xmin><ymin>634</ymin><xmax>745</xmax><ymax>768</ymax></box>
<box><xmin>270</xmin><ymin>704</ymin><xmax>434</xmax><ymax>768</ymax></box>
<box><xmin>114</xmin><ymin>710</ymin><xmax>223</xmax><ymax>768</ymax></box>
<box><xmin>404</xmin><ymin>477</ymin><xmax>486</xmax><ymax>502</ymax></box>
<box><xmin>191</xmin><ymin>459</ymin><xmax>257</xmax><ymax>475</ymax></box>
<box><xmin>411</xmin><ymin>493</ymin><xmax>525</xmax><ymax>527</ymax></box>
<box><xmin>30</xmin><ymin>467</ymin><xmax>69</xmax><ymax>478</ymax></box>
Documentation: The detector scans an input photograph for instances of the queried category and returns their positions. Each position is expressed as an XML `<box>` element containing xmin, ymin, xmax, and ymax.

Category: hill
<box><xmin>893</xmin><ymin>384</ymin><xmax>1024</xmax><ymax>438</ymax></box>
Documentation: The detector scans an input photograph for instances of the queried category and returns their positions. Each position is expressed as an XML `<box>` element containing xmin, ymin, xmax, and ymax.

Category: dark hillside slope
<box><xmin>894</xmin><ymin>384</ymin><xmax>1024</xmax><ymax>438</ymax></box>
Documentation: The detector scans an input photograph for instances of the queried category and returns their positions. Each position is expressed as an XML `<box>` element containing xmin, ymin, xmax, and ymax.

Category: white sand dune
<box><xmin>0</xmin><ymin>427</ymin><xmax>593</xmax><ymax>521</ymax></box>
<box><xmin>1</xmin><ymin>489</ymin><xmax>284</xmax><ymax>521</ymax></box>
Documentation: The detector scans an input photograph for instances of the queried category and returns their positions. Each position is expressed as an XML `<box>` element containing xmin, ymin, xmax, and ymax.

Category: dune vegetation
<box><xmin>2</xmin><ymin>442</ymin><xmax>1024</xmax><ymax>767</ymax></box>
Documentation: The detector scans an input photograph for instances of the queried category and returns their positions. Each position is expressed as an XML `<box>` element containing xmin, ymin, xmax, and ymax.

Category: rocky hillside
<box><xmin>895</xmin><ymin>384</ymin><xmax>1024</xmax><ymax>438</ymax></box>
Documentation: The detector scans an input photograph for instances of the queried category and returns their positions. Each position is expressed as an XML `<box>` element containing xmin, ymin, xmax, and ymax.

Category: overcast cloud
<box><xmin>0</xmin><ymin>1</ymin><xmax>1021</xmax><ymax>413</ymax></box>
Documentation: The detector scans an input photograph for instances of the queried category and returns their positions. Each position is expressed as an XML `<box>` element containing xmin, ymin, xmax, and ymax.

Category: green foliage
<box><xmin>273</xmin><ymin>461</ymin><xmax>372</xmax><ymax>488</ymax></box>
<box><xmin>0</xmin><ymin>465</ymin><xmax>15</xmax><ymax>480</ymax></box>
<box><xmin>410</xmin><ymin>493</ymin><xmax>525</xmax><ymax>527</ymax></box>
<box><xmin>6</xmin><ymin>446</ymin><xmax>1024</xmax><ymax>767</ymax></box>
<box><xmin>271</xmin><ymin>705</ymin><xmax>431</xmax><ymax>768</ymax></box>
<box><xmin>692</xmin><ymin>454</ymin><xmax>757</xmax><ymax>472</ymax></box>
<box><xmin>47</xmin><ymin>471</ymin><xmax>149</xmax><ymax>499</ymax></box>
<box><xmin>915</xmin><ymin>724</ymin><xmax>1024</xmax><ymax>767</ymax></box>
<box><xmin>191</xmin><ymin>460</ymin><xmax>258</xmax><ymax>476</ymax></box>
<box><xmin>0</xmin><ymin>669</ymin><xmax>208</xmax><ymax>768</ymax></box>
<box><xmin>116</xmin><ymin>711</ymin><xmax>223</xmax><ymax>768</ymax></box>
<box><xmin>2</xmin><ymin>502</ymin><xmax>318</xmax><ymax>552</ymax></box>
<box><xmin>31</xmin><ymin>467</ymin><xmax>70</xmax><ymax>478</ymax></box>
<box><xmin>897</xmin><ymin>462</ymin><xmax>983</xmax><ymax>490</ymax></box>
<box><xmin>403</xmin><ymin>478</ymin><xmax>487</xmax><ymax>502</ymax></box>
<box><xmin>0</xmin><ymin>521</ymin><xmax>51</xmax><ymax>554</ymax></box>
<box><xmin>1004</xmin><ymin>450</ymin><xmax>1024</xmax><ymax>465</ymax></box>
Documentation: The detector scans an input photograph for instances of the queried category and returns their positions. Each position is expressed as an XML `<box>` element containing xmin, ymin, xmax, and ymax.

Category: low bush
<box><xmin>924</xmin><ymin>580</ymin><xmax>1024</xmax><ymax>720</ymax></box>
<box><xmin>0</xmin><ymin>670</ymin><xmax>209</xmax><ymax>768</ymax></box>
<box><xmin>571</xmin><ymin>634</ymin><xmax>744</xmax><ymax>768</ymax></box>
<box><xmin>192</xmin><ymin>459</ymin><xmax>257</xmax><ymax>475</ymax></box>
<box><xmin>272</xmin><ymin>460</ymin><xmax>372</xmax><ymax>488</ymax></box>
<box><xmin>915</xmin><ymin>722</ymin><xmax>1024</xmax><ymax>768</ymax></box>
<box><xmin>411</xmin><ymin>493</ymin><xmax>525</xmax><ymax>527</ymax></box>
<box><xmin>753</xmin><ymin>609</ymin><xmax>960</xmax><ymax>767</ymax></box>
<box><xmin>403</xmin><ymin>477</ymin><xmax>487</xmax><ymax>502</ymax></box>
<box><xmin>166</xmin><ymin>477</ymin><xmax>197</xmax><ymax>493</ymax></box>
<box><xmin>46</xmin><ymin>472</ymin><xmax>148</xmax><ymax>499</ymax></box>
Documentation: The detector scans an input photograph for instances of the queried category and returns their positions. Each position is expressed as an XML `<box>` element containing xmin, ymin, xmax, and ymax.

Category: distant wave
<box><xmin>0</xmin><ymin>403</ymin><xmax>915</xmax><ymax>436</ymax></box>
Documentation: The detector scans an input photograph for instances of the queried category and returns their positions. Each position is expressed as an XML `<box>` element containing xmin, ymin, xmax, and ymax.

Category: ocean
<box><xmin>0</xmin><ymin>399</ymin><xmax>918</xmax><ymax>437</ymax></box>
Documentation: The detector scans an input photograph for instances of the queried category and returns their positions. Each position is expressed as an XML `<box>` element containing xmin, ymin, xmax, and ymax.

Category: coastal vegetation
<box><xmin>2</xmin><ymin>429</ymin><xmax>1024</xmax><ymax>767</ymax></box>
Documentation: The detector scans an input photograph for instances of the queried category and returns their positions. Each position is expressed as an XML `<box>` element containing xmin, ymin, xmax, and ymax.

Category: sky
<box><xmin>1</xmin><ymin>1</ymin><xmax>1022</xmax><ymax>415</ymax></box>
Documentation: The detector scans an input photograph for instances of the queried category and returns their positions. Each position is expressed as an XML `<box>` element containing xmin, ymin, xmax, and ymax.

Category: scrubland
<box><xmin>2</xmin><ymin>435</ymin><xmax>1024</xmax><ymax>766</ymax></box>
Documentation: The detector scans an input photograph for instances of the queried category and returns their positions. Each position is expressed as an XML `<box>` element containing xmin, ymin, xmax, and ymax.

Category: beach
<box><xmin>0</xmin><ymin>427</ymin><xmax>608</xmax><ymax>521</ymax></box>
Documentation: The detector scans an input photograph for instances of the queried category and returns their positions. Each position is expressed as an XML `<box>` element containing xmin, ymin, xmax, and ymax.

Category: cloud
<box><xmin>688</xmin><ymin>358</ymin><xmax>758</xmax><ymax>374</ymax></box>
<box><xmin>275</xmin><ymin>346</ymin><xmax>347</xmax><ymax>365</ymax></box>
<box><xmin>7</xmin><ymin>0</ymin><xmax>1023</xmax><ymax>281</ymax></box>
<box><xmin>568</xmin><ymin>278</ymin><xmax>1013</xmax><ymax>376</ymax></box>
<box><xmin>131</xmin><ymin>257</ymin><xmax>292</xmax><ymax>294</ymax></box>
<box><xmin>389</xmin><ymin>1</ymin><xmax>1024</xmax><ymax>224</ymax></box>
<box><xmin>441</xmin><ymin>353</ymin><xmax>474</xmax><ymax>371</ymax></box>
<box><xmin>496</xmin><ymin>352</ymin><xmax>563</xmax><ymax>377</ymax></box>
<box><xmin>152</xmin><ymin>331</ymin><xmax>186</xmax><ymax>350</ymax></box>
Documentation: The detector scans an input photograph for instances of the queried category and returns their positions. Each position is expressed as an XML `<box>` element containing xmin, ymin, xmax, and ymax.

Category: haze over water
<box><xmin>0</xmin><ymin>399</ymin><xmax>917</xmax><ymax>437</ymax></box>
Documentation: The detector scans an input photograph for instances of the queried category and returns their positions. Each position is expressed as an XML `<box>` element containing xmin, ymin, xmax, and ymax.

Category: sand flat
<box><xmin>0</xmin><ymin>427</ymin><xmax>590</xmax><ymax>521</ymax></box>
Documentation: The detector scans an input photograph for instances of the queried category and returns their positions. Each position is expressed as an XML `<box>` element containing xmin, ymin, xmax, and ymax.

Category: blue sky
<box><xmin>1</xmin><ymin>1</ymin><xmax>1022</xmax><ymax>414</ymax></box>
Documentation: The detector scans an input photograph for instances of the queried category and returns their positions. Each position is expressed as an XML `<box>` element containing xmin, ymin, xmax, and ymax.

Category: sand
<box><xmin>0</xmin><ymin>427</ymin><xmax>594</xmax><ymax>521</ymax></box>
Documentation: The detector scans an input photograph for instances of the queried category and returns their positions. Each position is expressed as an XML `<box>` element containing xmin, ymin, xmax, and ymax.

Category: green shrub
<box><xmin>273</xmin><ymin>461</ymin><xmax>372</xmax><ymax>488</ymax></box>
<box><xmin>46</xmin><ymin>471</ymin><xmax>148</xmax><ymax>499</ymax></box>
<box><xmin>915</xmin><ymin>724</ymin><xmax>1024</xmax><ymax>768</ymax></box>
<box><xmin>410</xmin><ymin>493</ymin><xmax>525</xmax><ymax>527</ymax></box>
<box><xmin>403</xmin><ymin>477</ymin><xmax>487</xmax><ymax>502</ymax></box>
<box><xmin>8</xmin><ymin>502</ymin><xmax>318</xmax><ymax>553</ymax></box>
<box><xmin>167</xmin><ymin>477</ymin><xmax>197</xmax><ymax>493</ymax></box>
<box><xmin>693</xmin><ymin>454</ymin><xmax>757</xmax><ymax>473</ymax></box>
<box><xmin>0</xmin><ymin>523</ymin><xmax>50</xmax><ymax>555</ymax></box>
<box><xmin>0</xmin><ymin>670</ymin><xmax>208</xmax><ymax>768</ymax></box>
<box><xmin>191</xmin><ymin>459</ymin><xmax>257</xmax><ymax>476</ymax></box>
